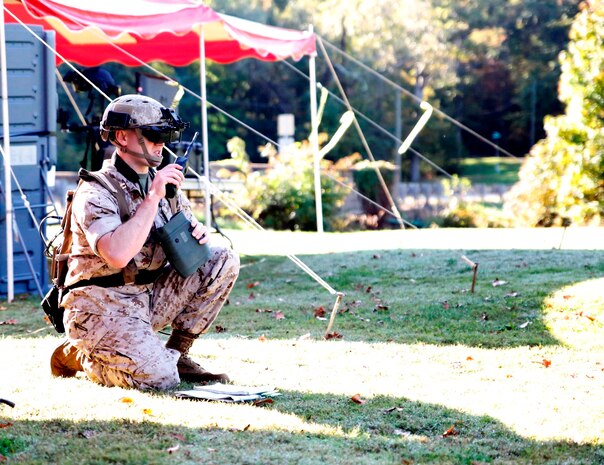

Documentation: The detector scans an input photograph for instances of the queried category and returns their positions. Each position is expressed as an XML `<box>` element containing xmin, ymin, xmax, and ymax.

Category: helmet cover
<box><xmin>100</xmin><ymin>94</ymin><xmax>187</xmax><ymax>142</ymax></box>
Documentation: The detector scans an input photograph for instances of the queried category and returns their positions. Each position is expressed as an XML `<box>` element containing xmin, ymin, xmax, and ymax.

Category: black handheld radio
<box><xmin>165</xmin><ymin>131</ymin><xmax>199</xmax><ymax>199</ymax></box>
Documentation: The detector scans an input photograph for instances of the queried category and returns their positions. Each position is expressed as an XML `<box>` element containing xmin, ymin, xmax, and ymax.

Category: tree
<box><xmin>505</xmin><ymin>0</ymin><xmax>604</xmax><ymax>226</ymax></box>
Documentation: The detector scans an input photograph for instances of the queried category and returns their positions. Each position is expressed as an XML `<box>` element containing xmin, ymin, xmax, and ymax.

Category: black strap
<box><xmin>65</xmin><ymin>267</ymin><xmax>166</xmax><ymax>292</ymax></box>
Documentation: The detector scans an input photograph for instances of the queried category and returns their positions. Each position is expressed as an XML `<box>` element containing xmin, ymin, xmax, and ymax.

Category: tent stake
<box><xmin>325</xmin><ymin>291</ymin><xmax>345</xmax><ymax>337</ymax></box>
<box><xmin>461</xmin><ymin>255</ymin><xmax>478</xmax><ymax>293</ymax></box>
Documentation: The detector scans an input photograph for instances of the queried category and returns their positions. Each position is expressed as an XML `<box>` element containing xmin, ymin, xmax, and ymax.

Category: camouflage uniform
<box><xmin>61</xmin><ymin>153</ymin><xmax>239</xmax><ymax>390</ymax></box>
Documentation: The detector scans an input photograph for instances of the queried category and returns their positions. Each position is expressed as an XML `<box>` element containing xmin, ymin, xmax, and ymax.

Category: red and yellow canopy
<box><xmin>3</xmin><ymin>0</ymin><xmax>316</xmax><ymax>66</ymax></box>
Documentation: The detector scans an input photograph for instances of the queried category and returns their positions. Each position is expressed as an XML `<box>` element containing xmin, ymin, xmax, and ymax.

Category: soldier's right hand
<box><xmin>149</xmin><ymin>164</ymin><xmax>184</xmax><ymax>199</ymax></box>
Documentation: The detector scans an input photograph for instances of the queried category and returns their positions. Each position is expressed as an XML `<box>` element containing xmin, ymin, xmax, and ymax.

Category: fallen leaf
<box><xmin>466</xmin><ymin>356</ymin><xmax>474</xmax><ymax>361</ymax></box>
<box><xmin>350</xmin><ymin>394</ymin><xmax>366</xmax><ymax>404</ymax></box>
<box><xmin>562</xmin><ymin>295</ymin><xmax>573</xmax><ymax>300</ymax></box>
<box><xmin>325</xmin><ymin>331</ymin><xmax>343</xmax><ymax>340</ymax></box>
<box><xmin>214</xmin><ymin>325</ymin><xmax>227</xmax><ymax>333</ymax></box>
<box><xmin>258</xmin><ymin>334</ymin><xmax>267</xmax><ymax>342</ymax></box>
<box><xmin>442</xmin><ymin>301</ymin><xmax>450</xmax><ymax>310</ymax></box>
<box><xmin>579</xmin><ymin>311</ymin><xmax>595</xmax><ymax>322</ymax></box>
<box><xmin>375</xmin><ymin>305</ymin><xmax>390</xmax><ymax>311</ymax></box>
<box><xmin>253</xmin><ymin>398</ymin><xmax>274</xmax><ymax>406</ymax></box>
<box><xmin>313</xmin><ymin>306</ymin><xmax>326</xmax><ymax>318</ymax></box>
<box><xmin>0</xmin><ymin>319</ymin><xmax>17</xmax><ymax>325</ymax></box>
<box><xmin>171</xmin><ymin>433</ymin><xmax>186</xmax><ymax>442</ymax></box>
<box><xmin>242</xmin><ymin>424</ymin><xmax>251</xmax><ymax>431</ymax></box>
<box><xmin>394</xmin><ymin>429</ymin><xmax>412</xmax><ymax>437</ymax></box>
<box><xmin>274</xmin><ymin>311</ymin><xmax>285</xmax><ymax>320</ymax></box>
<box><xmin>383</xmin><ymin>406</ymin><xmax>403</xmax><ymax>414</ymax></box>
<box><xmin>120</xmin><ymin>397</ymin><xmax>134</xmax><ymax>403</ymax></box>
<box><xmin>143</xmin><ymin>408</ymin><xmax>153</xmax><ymax>415</ymax></box>
<box><xmin>0</xmin><ymin>423</ymin><xmax>13</xmax><ymax>429</ymax></box>
<box><xmin>365</xmin><ymin>286</ymin><xmax>372</xmax><ymax>293</ymax></box>
<box><xmin>248</xmin><ymin>292</ymin><xmax>255</xmax><ymax>300</ymax></box>
<box><xmin>0</xmin><ymin>454</ymin><xmax>6</xmax><ymax>462</ymax></box>
<box><xmin>0</xmin><ymin>305</ymin><xmax>6</xmax><ymax>311</ymax></box>
<box><xmin>541</xmin><ymin>359</ymin><xmax>552</xmax><ymax>368</ymax></box>
<box><xmin>492</xmin><ymin>279</ymin><xmax>507</xmax><ymax>287</ymax></box>
<box><xmin>166</xmin><ymin>444</ymin><xmax>180</xmax><ymax>454</ymax></box>
<box><xmin>247</xmin><ymin>281</ymin><xmax>261</xmax><ymax>289</ymax></box>
<box><xmin>442</xmin><ymin>425</ymin><xmax>458</xmax><ymax>437</ymax></box>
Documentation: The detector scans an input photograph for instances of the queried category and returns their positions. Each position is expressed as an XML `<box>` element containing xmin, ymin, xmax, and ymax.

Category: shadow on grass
<box><xmin>228</xmin><ymin>248</ymin><xmax>604</xmax><ymax>349</ymax></box>
<box><xmin>1</xmin><ymin>391</ymin><xmax>602</xmax><ymax>465</ymax></box>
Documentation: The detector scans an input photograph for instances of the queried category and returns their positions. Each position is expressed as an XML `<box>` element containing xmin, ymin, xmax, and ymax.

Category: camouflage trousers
<box><xmin>62</xmin><ymin>246</ymin><xmax>239</xmax><ymax>390</ymax></box>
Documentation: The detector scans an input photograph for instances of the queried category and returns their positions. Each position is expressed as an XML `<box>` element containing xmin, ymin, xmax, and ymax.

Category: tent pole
<box><xmin>0</xmin><ymin>11</ymin><xmax>14</xmax><ymax>302</ymax></box>
<box><xmin>309</xmin><ymin>26</ymin><xmax>323</xmax><ymax>233</ymax></box>
<box><xmin>199</xmin><ymin>25</ymin><xmax>211</xmax><ymax>229</ymax></box>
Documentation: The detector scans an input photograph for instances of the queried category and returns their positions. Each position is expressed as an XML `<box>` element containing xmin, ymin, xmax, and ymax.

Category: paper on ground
<box><xmin>175</xmin><ymin>383</ymin><xmax>280</xmax><ymax>402</ymax></box>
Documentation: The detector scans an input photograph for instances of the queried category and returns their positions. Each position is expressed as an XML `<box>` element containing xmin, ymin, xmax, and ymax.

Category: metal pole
<box><xmin>0</xmin><ymin>10</ymin><xmax>14</xmax><ymax>302</ymax></box>
<box><xmin>392</xmin><ymin>90</ymin><xmax>402</xmax><ymax>193</ymax></box>
<box><xmin>309</xmin><ymin>26</ymin><xmax>323</xmax><ymax>233</ymax></box>
<box><xmin>199</xmin><ymin>25</ymin><xmax>211</xmax><ymax>229</ymax></box>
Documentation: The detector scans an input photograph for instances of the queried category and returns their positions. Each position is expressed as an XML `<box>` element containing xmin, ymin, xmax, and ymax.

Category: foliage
<box><xmin>433</xmin><ymin>175</ymin><xmax>477</xmax><ymax>227</ymax></box>
<box><xmin>54</xmin><ymin>1</ymin><xmax>581</xmax><ymax>179</ymax></box>
<box><xmin>435</xmin><ymin>202</ymin><xmax>511</xmax><ymax>228</ymax></box>
<box><xmin>236</xmin><ymin>140</ymin><xmax>348</xmax><ymax>231</ymax></box>
<box><xmin>505</xmin><ymin>1</ymin><xmax>604</xmax><ymax>226</ymax></box>
<box><xmin>351</xmin><ymin>160</ymin><xmax>395</xmax><ymax>216</ymax></box>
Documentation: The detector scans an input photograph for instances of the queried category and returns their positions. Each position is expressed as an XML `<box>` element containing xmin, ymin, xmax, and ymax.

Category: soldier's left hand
<box><xmin>189</xmin><ymin>218</ymin><xmax>209</xmax><ymax>244</ymax></box>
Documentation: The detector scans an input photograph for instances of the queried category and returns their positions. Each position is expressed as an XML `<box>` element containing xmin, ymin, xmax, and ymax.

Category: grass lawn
<box><xmin>1</xmin><ymin>228</ymin><xmax>603</xmax><ymax>464</ymax></box>
<box><xmin>458</xmin><ymin>157</ymin><xmax>522</xmax><ymax>185</ymax></box>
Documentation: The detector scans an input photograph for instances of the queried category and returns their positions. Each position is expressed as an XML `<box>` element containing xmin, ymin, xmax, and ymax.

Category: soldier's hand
<box><xmin>149</xmin><ymin>164</ymin><xmax>184</xmax><ymax>199</ymax></box>
<box><xmin>189</xmin><ymin>217</ymin><xmax>209</xmax><ymax>244</ymax></box>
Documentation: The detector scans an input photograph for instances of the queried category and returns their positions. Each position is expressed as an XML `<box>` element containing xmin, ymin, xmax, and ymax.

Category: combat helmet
<box><xmin>100</xmin><ymin>94</ymin><xmax>189</xmax><ymax>166</ymax></box>
<box><xmin>100</xmin><ymin>94</ymin><xmax>188</xmax><ymax>144</ymax></box>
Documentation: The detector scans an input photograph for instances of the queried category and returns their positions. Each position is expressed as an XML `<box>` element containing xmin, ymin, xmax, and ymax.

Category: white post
<box><xmin>199</xmin><ymin>25</ymin><xmax>211</xmax><ymax>229</ymax></box>
<box><xmin>309</xmin><ymin>26</ymin><xmax>323</xmax><ymax>233</ymax></box>
<box><xmin>0</xmin><ymin>12</ymin><xmax>14</xmax><ymax>302</ymax></box>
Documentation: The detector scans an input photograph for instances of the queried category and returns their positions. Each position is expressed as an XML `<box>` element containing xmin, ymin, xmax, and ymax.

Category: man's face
<box><xmin>118</xmin><ymin>129</ymin><xmax>165</xmax><ymax>169</ymax></box>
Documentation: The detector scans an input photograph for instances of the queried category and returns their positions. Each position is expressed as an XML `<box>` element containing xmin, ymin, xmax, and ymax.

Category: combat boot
<box><xmin>166</xmin><ymin>329</ymin><xmax>230</xmax><ymax>384</ymax></box>
<box><xmin>50</xmin><ymin>340</ymin><xmax>83</xmax><ymax>378</ymax></box>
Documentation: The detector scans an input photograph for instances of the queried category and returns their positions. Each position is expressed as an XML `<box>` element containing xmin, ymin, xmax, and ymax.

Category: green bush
<box><xmin>351</xmin><ymin>160</ymin><xmax>396</xmax><ymax>215</ymax></box>
<box><xmin>238</xmin><ymin>141</ymin><xmax>348</xmax><ymax>231</ymax></box>
<box><xmin>505</xmin><ymin>3</ymin><xmax>604</xmax><ymax>226</ymax></box>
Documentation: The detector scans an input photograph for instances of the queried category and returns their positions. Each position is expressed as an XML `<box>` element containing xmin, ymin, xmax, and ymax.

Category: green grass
<box><xmin>1</xmin><ymin>229</ymin><xmax>604</xmax><ymax>464</ymax></box>
<box><xmin>458</xmin><ymin>157</ymin><xmax>522</xmax><ymax>185</ymax></box>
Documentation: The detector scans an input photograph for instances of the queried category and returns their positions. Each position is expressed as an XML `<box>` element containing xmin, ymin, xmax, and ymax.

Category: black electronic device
<box><xmin>165</xmin><ymin>131</ymin><xmax>199</xmax><ymax>199</ymax></box>
<box><xmin>155</xmin><ymin>211</ymin><xmax>211</xmax><ymax>277</ymax></box>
